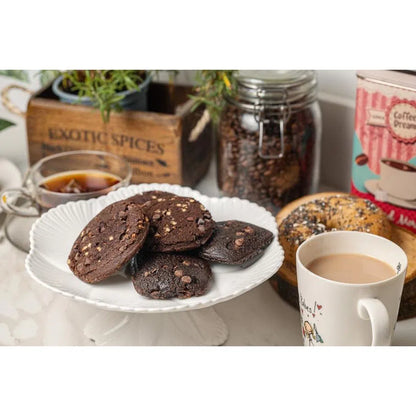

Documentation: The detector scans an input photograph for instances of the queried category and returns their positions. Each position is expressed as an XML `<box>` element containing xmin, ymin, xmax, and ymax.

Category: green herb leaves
<box><xmin>61</xmin><ymin>70</ymin><xmax>147</xmax><ymax>123</ymax></box>
<box><xmin>0</xmin><ymin>70</ymin><xmax>29</xmax><ymax>82</ymax></box>
<box><xmin>189</xmin><ymin>70</ymin><xmax>238</xmax><ymax>124</ymax></box>
<box><xmin>0</xmin><ymin>118</ymin><xmax>15</xmax><ymax>132</ymax></box>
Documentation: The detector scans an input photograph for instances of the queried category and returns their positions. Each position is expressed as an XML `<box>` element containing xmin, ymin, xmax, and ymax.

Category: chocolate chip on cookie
<box><xmin>67</xmin><ymin>199</ymin><xmax>149</xmax><ymax>284</ymax></box>
<box><xmin>145</xmin><ymin>196</ymin><xmax>214</xmax><ymax>252</ymax></box>
<box><xmin>125</xmin><ymin>191</ymin><xmax>176</xmax><ymax>207</ymax></box>
<box><xmin>197</xmin><ymin>220</ymin><xmax>274</xmax><ymax>265</ymax></box>
<box><xmin>128</xmin><ymin>252</ymin><xmax>212</xmax><ymax>299</ymax></box>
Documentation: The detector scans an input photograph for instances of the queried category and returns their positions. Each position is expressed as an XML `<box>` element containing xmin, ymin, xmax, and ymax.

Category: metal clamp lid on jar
<box><xmin>225</xmin><ymin>70</ymin><xmax>318</xmax><ymax>159</ymax></box>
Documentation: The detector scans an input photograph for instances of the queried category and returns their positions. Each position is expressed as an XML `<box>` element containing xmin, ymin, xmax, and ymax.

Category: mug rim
<box><xmin>380</xmin><ymin>157</ymin><xmax>416</xmax><ymax>172</ymax></box>
<box><xmin>296</xmin><ymin>230</ymin><xmax>408</xmax><ymax>288</ymax></box>
<box><xmin>29</xmin><ymin>150</ymin><xmax>132</xmax><ymax>196</ymax></box>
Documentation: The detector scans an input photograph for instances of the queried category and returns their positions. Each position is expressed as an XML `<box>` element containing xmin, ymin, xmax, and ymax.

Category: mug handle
<box><xmin>0</xmin><ymin>188</ymin><xmax>40</xmax><ymax>217</ymax></box>
<box><xmin>358</xmin><ymin>298</ymin><xmax>391</xmax><ymax>346</ymax></box>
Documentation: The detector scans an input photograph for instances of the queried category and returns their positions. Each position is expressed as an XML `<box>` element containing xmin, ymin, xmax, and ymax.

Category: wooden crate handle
<box><xmin>1</xmin><ymin>84</ymin><xmax>33</xmax><ymax>118</ymax></box>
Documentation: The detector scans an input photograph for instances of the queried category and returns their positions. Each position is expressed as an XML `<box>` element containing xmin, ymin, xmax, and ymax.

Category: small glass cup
<box><xmin>1</xmin><ymin>150</ymin><xmax>132</xmax><ymax>216</ymax></box>
<box><xmin>0</xmin><ymin>150</ymin><xmax>132</xmax><ymax>252</ymax></box>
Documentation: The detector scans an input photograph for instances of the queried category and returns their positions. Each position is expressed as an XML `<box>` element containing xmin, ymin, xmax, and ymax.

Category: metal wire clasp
<box><xmin>254</xmin><ymin>89</ymin><xmax>291</xmax><ymax>159</ymax></box>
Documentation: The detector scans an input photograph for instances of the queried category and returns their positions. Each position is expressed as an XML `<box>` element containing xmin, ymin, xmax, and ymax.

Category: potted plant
<box><xmin>51</xmin><ymin>70</ymin><xmax>152</xmax><ymax>123</ymax></box>
<box><xmin>1</xmin><ymin>70</ymin><xmax>239</xmax><ymax>187</ymax></box>
<box><xmin>188</xmin><ymin>70</ymin><xmax>238</xmax><ymax>141</ymax></box>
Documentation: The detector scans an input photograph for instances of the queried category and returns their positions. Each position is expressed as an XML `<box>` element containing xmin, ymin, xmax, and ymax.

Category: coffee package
<box><xmin>351</xmin><ymin>70</ymin><xmax>416</xmax><ymax>234</ymax></box>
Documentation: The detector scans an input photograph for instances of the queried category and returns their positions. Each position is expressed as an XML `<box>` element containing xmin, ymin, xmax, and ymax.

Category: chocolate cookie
<box><xmin>67</xmin><ymin>199</ymin><xmax>149</xmax><ymax>284</ymax></box>
<box><xmin>145</xmin><ymin>196</ymin><xmax>214</xmax><ymax>252</ymax></box>
<box><xmin>125</xmin><ymin>191</ymin><xmax>175</xmax><ymax>207</ymax></box>
<box><xmin>128</xmin><ymin>253</ymin><xmax>212</xmax><ymax>299</ymax></box>
<box><xmin>197</xmin><ymin>220</ymin><xmax>274</xmax><ymax>265</ymax></box>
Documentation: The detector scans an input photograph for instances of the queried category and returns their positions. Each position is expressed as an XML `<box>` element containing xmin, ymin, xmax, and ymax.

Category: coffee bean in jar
<box><xmin>217</xmin><ymin>70</ymin><xmax>322</xmax><ymax>214</ymax></box>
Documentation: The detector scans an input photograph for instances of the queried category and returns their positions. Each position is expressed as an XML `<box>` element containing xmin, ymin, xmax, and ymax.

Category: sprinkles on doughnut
<box><xmin>278</xmin><ymin>195</ymin><xmax>392</xmax><ymax>265</ymax></box>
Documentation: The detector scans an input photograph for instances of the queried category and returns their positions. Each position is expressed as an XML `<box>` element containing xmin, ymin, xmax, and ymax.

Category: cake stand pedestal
<box><xmin>83</xmin><ymin>306</ymin><xmax>229</xmax><ymax>346</ymax></box>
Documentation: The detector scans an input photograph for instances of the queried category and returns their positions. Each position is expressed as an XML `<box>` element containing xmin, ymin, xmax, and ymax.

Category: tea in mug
<box><xmin>40</xmin><ymin>170</ymin><xmax>121</xmax><ymax>194</ymax></box>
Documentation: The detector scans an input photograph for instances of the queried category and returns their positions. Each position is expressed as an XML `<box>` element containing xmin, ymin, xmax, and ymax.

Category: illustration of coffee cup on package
<box><xmin>379</xmin><ymin>158</ymin><xmax>416</xmax><ymax>201</ymax></box>
<box><xmin>351</xmin><ymin>71</ymin><xmax>416</xmax><ymax>234</ymax></box>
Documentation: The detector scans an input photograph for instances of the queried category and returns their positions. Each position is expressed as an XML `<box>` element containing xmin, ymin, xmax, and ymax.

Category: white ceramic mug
<box><xmin>296</xmin><ymin>231</ymin><xmax>407</xmax><ymax>346</ymax></box>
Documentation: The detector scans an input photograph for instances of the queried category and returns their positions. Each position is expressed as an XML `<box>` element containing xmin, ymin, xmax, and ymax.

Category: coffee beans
<box><xmin>217</xmin><ymin>105</ymin><xmax>318</xmax><ymax>214</ymax></box>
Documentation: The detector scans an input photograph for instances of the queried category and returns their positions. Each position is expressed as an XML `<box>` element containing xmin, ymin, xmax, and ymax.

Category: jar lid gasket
<box><xmin>238</xmin><ymin>70</ymin><xmax>311</xmax><ymax>86</ymax></box>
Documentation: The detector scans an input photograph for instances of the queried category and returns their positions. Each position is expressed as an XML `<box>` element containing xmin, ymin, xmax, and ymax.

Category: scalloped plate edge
<box><xmin>25</xmin><ymin>183</ymin><xmax>284</xmax><ymax>313</ymax></box>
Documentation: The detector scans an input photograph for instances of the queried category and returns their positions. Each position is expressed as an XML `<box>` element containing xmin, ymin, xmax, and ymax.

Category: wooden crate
<box><xmin>26</xmin><ymin>82</ymin><xmax>213</xmax><ymax>187</ymax></box>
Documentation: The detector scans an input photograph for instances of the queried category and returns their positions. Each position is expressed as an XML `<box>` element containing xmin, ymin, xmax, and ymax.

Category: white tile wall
<box><xmin>316</xmin><ymin>70</ymin><xmax>357</xmax><ymax>191</ymax></box>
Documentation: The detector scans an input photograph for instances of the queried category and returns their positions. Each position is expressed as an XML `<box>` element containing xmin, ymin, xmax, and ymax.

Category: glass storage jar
<box><xmin>217</xmin><ymin>70</ymin><xmax>322</xmax><ymax>214</ymax></box>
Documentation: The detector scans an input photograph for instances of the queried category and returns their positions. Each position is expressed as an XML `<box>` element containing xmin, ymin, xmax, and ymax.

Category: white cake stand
<box><xmin>25</xmin><ymin>184</ymin><xmax>283</xmax><ymax>346</ymax></box>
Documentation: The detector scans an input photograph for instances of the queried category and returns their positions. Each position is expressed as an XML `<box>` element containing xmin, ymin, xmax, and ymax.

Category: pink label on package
<box><xmin>352</xmin><ymin>72</ymin><xmax>416</xmax><ymax>234</ymax></box>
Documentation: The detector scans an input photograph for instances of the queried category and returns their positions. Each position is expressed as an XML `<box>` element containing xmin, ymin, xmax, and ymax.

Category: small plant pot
<box><xmin>52</xmin><ymin>73</ymin><xmax>152</xmax><ymax>112</ymax></box>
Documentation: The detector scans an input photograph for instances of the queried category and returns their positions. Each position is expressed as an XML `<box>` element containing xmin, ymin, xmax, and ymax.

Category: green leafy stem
<box><xmin>0</xmin><ymin>118</ymin><xmax>15</xmax><ymax>132</ymax></box>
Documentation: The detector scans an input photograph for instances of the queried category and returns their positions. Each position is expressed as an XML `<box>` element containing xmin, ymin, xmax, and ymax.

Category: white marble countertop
<box><xmin>1</xmin><ymin>153</ymin><xmax>416</xmax><ymax>346</ymax></box>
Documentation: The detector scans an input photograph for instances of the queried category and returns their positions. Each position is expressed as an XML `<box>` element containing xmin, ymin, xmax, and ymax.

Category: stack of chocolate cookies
<box><xmin>67</xmin><ymin>191</ymin><xmax>274</xmax><ymax>300</ymax></box>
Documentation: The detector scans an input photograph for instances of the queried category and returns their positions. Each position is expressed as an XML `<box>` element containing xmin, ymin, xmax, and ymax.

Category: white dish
<box><xmin>365</xmin><ymin>179</ymin><xmax>416</xmax><ymax>209</ymax></box>
<box><xmin>25</xmin><ymin>184</ymin><xmax>284</xmax><ymax>313</ymax></box>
